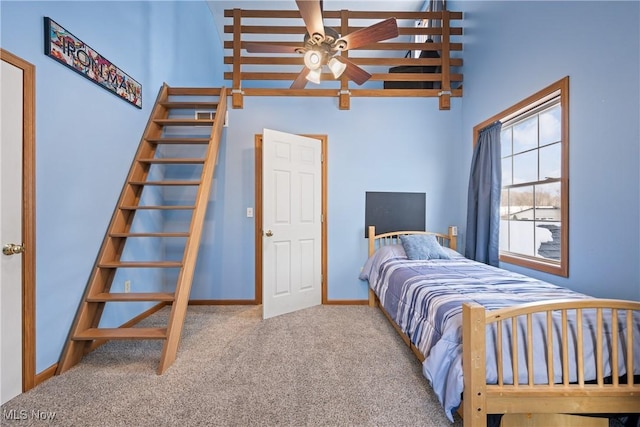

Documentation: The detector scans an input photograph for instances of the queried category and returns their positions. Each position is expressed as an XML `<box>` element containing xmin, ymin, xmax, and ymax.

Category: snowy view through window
<box><xmin>500</xmin><ymin>101</ymin><xmax>562</xmax><ymax>261</ymax></box>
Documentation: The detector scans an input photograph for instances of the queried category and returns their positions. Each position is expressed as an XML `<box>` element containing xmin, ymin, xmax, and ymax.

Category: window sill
<box><xmin>500</xmin><ymin>252</ymin><xmax>568</xmax><ymax>278</ymax></box>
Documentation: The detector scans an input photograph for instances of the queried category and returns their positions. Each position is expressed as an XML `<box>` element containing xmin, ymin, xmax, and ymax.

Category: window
<box><xmin>475</xmin><ymin>77</ymin><xmax>569</xmax><ymax>276</ymax></box>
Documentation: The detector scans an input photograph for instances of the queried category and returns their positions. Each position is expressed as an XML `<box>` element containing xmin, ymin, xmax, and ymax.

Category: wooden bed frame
<box><xmin>366</xmin><ymin>226</ymin><xmax>640</xmax><ymax>427</ymax></box>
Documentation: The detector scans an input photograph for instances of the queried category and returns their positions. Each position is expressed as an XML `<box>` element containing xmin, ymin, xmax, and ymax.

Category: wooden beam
<box><xmin>339</xmin><ymin>91</ymin><xmax>350</xmax><ymax>110</ymax></box>
<box><xmin>232</xmin><ymin>9</ymin><xmax>243</xmax><ymax>109</ymax></box>
<box><xmin>439</xmin><ymin>10</ymin><xmax>452</xmax><ymax>111</ymax></box>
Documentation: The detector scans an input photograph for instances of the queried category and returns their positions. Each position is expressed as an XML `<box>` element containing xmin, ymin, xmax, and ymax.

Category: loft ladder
<box><xmin>57</xmin><ymin>84</ymin><xmax>227</xmax><ymax>375</ymax></box>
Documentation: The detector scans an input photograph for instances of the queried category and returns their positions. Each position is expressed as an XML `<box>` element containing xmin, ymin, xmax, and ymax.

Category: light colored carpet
<box><xmin>1</xmin><ymin>305</ymin><xmax>463</xmax><ymax>426</ymax></box>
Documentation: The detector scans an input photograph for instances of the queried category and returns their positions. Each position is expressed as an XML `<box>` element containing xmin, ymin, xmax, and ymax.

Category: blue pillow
<box><xmin>399</xmin><ymin>234</ymin><xmax>451</xmax><ymax>260</ymax></box>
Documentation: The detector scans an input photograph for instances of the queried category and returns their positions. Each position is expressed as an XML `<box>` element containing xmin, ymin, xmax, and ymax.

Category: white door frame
<box><xmin>254</xmin><ymin>133</ymin><xmax>327</xmax><ymax>306</ymax></box>
<box><xmin>0</xmin><ymin>48</ymin><xmax>36</xmax><ymax>394</ymax></box>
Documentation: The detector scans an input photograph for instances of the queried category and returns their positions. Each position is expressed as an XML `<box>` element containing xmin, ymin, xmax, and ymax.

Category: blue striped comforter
<box><xmin>361</xmin><ymin>250</ymin><xmax>604</xmax><ymax>422</ymax></box>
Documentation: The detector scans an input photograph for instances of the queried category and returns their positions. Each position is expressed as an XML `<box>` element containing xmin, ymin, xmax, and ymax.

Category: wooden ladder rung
<box><xmin>73</xmin><ymin>328</ymin><xmax>167</xmax><ymax>340</ymax></box>
<box><xmin>110</xmin><ymin>232</ymin><xmax>189</xmax><ymax>238</ymax></box>
<box><xmin>145</xmin><ymin>138</ymin><xmax>210</xmax><ymax>144</ymax></box>
<box><xmin>167</xmin><ymin>87</ymin><xmax>222</xmax><ymax>96</ymax></box>
<box><xmin>120</xmin><ymin>205</ymin><xmax>195</xmax><ymax>211</ymax></box>
<box><xmin>87</xmin><ymin>292</ymin><xmax>175</xmax><ymax>302</ymax></box>
<box><xmin>160</xmin><ymin>101</ymin><xmax>219</xmax><ymax>109</ymax></box>
<box><xmin>138</xmin><ymin>158</ymin><xmax>205</xmax><ymax>164</ymax></box>
<box><xmin>153</xmin><ymin>119</ymin><xmax>214</xmax><ymax>126</ymax></box>
<box><xmin>129</xmin><ymin>180</ymin><xmax>201</xmax><ymax>186</ymax></box>
<box><xmin>98</xmin><ymin>261</ymin><xmax>183</xmax><ymax>268</ymax></box>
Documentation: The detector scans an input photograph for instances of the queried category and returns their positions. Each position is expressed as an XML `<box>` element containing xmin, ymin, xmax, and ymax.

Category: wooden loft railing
<box><xmin>223</xmin><ymin>9</ymin><xmax>463</xmax><ymax>110</ymax></box>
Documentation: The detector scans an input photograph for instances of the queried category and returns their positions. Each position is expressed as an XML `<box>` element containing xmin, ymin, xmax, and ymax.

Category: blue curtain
<box><xmin>465</xmin><ymin>122</ymin><xmax>502</xmax><ymax>266</ymax></box>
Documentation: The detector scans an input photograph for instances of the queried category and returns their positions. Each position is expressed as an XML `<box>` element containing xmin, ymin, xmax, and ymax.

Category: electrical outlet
<box><xmin>124</xmin><ymin>280</ymin><xmax>131</xmax><ymax>293</ymax></box>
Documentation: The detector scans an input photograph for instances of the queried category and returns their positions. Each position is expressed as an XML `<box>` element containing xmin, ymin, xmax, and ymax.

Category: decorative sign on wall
<box><xmin>43</xmin><ymin>17</ymin><xmax>142</xmax><ymax>109</ymax></box>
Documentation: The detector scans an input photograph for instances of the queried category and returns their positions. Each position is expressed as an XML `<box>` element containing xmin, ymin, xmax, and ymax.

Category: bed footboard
<box><xmin>462</xmin><ymin>299</ymin><xmax>640</xmax><ymax>427</ymax></box>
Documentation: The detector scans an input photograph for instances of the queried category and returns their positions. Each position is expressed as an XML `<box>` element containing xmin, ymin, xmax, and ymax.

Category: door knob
<box><xmin>3</xmin><ymin>243</ymin><xmax>25</xmax><ymax>256</ymax></box>
<box><xmin>265</xmin><ymin>230</ymin><xmax>273</xmax><ymax>237</ymax></box>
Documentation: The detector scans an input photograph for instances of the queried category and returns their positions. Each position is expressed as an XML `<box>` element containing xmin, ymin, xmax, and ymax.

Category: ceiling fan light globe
<box><xmin>305</xmin><ymin>68</ymin><xmax>322</xmax><ymax>85</ymax></box>
<box><xmin>328</xmin><ymin>58</ymin><xmax>347</xmax><ymax>78</ymax></box>
<box><xmin>304</xmin><ymin>50</ymin><xmax>323</xmax><ymax>70</ymax></box>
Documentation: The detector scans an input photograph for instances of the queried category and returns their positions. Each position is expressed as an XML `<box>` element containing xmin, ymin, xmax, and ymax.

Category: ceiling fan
<box><xmin>244</xmin><ymin>0</ymin><xmax>399</xmax><ymax>89</ymax></box>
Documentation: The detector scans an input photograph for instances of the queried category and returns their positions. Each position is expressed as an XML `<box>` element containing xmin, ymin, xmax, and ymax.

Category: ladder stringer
<box><xmin>157</xmin><ymin>88</ymin><xmax>227</xmax><ymax>374</ymax></box>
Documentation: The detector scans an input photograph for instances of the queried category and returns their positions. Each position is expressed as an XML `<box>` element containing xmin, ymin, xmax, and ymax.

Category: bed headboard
<box><xmin>367</xmin><ymin>225</ymin><xmax>457</xmax><ymax>257</ymax></box>
<box><xmin>364</xmin><ymin>191</ymin><xmax>426</xmax><ymax>238</ymax></box>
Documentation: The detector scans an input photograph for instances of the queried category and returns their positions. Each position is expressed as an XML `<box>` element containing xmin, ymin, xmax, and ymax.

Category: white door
<box><xmin>262</xmin><ymin>129</ymin><xmax>321</xmax><ymax>319</ymax></box>
<box><xmin>1</xmin><ymin>58</ymin><xmax>24</xmax><ymax>404</ymax></box>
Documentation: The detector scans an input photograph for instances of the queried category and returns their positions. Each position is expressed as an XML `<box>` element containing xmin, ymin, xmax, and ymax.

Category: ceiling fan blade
<box><xmin>335</xmin><ymin>57</ymin><xmax>371</xmax><ymax>86</ymax></box>
<box><xmin>334</xmin><ymin>18</ymin><xmax>399</xmax><ymax>51</ymax></box>
<box><xmin>290</xmin><ymin>67</ymin><xmax>310</xmax><ymax>90</ymax></box>
<box><xmin>296</xmin><ymin>0</ymin><xmax>325</xmax><ymax>41</ymax></box>
<box><xmin>244</xmin><ymin>42</ymin><xmax>302</xmax><ymax>54</ymax></box>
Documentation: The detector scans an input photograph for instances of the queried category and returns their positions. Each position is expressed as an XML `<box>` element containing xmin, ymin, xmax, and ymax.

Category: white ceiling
<box><xmin>206</xmin><ymin>0</ymin><xmax>429</xmax><ymax>86</ymax></box>
<box><xmin>206</xmin><ymin>1</ymin><xmax>427</xmax><ymax>44</ymax></box>
<box><xmin>206</xmin><ymin>1</ymin><xmax>426</xmax><ymax>16</ymax></box>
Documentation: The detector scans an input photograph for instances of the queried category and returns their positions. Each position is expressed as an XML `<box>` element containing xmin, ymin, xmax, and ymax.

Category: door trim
<box><xmin>254</xmin><ymin>134</ymin><xmax>328</xmax><ymax>305</ymax></box>
<box><xmin>0</xmin><ymin>49</ymin><xmax>36</xmax><ymax>391</ymax></box>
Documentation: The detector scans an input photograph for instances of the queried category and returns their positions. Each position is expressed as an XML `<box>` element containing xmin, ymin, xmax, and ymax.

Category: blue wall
<box><xmin>214</xmin><ymin>96</ymin><xmax>463</xmax><ymax>301</ymax></box>
<box><xmin>2</xmin><ymin>0</ymin><xmax>638</xmax><ymax>375</ymax></box>
<box><xmin>450</xmin><ymin>0</ymin><xmax>640</xmax><ymax>300</ymax></box>
<box><xmin>1</xmin><ymin>0</ymin><xmax>223</xmax><ymax>372</ymax></box>
<box><xmin>1</xmin><ymin>0</ymin><xmax>463</xmax><ymax>373</ymax></box>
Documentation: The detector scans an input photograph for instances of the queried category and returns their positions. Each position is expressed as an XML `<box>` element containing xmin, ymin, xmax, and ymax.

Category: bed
<box><xmin>361</xmin><ymin>226</ymin><xmax>640</xmax><ymax>427</ymax></box>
